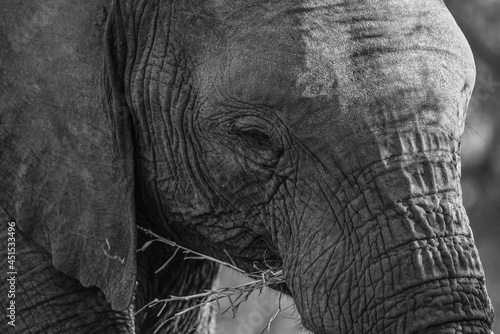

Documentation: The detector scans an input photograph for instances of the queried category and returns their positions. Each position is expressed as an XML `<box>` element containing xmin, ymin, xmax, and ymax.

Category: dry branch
<box><xmin>136</xmin><ymin>226</ymin><xmax>286</xmax><ymax>332</ymax></box>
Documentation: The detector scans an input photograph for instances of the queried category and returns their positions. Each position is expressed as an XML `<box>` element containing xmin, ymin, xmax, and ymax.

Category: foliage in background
<box><xmin>446</xmin><ymin>1</ymin><xmax>500</xmax><ymax>333</ymax></box>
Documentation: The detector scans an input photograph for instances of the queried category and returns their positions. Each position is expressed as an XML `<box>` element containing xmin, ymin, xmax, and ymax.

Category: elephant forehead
<box><xmin>200</xmin><ymin>0</ymin><xmax>474</xmax><ymax>114</ymax></box>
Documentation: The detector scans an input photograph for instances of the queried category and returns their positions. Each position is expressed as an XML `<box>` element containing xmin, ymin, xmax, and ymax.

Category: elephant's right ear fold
<box><xmin>0</xmin><ymin>2</ymin><xmax>137</xmax><ymax>311</ymax></box>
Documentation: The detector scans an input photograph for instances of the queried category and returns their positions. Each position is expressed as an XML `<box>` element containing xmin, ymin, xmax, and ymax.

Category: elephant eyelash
<box><xmin>225</xmin><ymin>124</ymin><xmax>283</xmax><ymax>167</ymax></box>
<box><xmin>234</xmin><ymin>127</ymin><xmax>274</xmax><ymax>150</ymax></box>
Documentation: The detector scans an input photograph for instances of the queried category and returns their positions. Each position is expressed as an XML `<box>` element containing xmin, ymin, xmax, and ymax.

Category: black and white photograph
<box><xmin>1</xmin><ymin>0</ymin><xmax>499</xmax><ymax>333</ymax></box>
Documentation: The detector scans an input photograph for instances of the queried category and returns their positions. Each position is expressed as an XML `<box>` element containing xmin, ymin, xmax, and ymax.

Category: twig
<box><xmin>135</xmin><ymin>225</ymin><xmax>286</xmax><ymax>326</ymax></box>
<box><xmin>137</xmin><ymin>226</ymin><xmax>246</xmax><ymax>274</ymax></box>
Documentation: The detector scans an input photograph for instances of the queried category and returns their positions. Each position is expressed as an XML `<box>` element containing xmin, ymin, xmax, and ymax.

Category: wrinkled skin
<box><xmin>0</xmin><ymin>0</ymin><xmax>495</xmax><ymax>333</ymax></box>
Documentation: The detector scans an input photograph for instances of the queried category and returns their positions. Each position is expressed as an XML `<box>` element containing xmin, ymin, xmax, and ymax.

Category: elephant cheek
<box><xmin>281</xmin><ymin>159</ymin><xmax>494</xmax><ymax>334</ymax></box>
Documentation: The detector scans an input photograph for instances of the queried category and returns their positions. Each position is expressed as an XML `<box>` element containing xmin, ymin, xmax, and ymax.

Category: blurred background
<box><xmin>214</xmin><ymin>1</ymin><xmax>500</xmax><ymax>333</ymax></box>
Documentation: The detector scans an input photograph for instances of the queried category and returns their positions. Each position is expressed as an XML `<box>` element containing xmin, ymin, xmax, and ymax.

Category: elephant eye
<box><xmin>238</xmin><ymin>128</ymin><xmax>273</xmax><ymax>150</ymax></box>
<box><xmin>227</xmin><ymin>116</ymin><xmax>284</xmax><ymax>164</ymax></box>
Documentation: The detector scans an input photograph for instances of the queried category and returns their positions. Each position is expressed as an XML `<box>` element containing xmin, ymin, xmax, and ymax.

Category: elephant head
<box><xmin>0</xmin><ymin>0</ymin><xmax>494</xmax><ymax>333</ymax></box>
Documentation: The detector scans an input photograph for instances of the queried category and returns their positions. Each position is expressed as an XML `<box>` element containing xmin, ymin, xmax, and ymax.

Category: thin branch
<box><xmin>137</xmin><ymin>226</ymin><xmax>246</xmax><ymax>274</ymax></box>
<box><xmin>135</xmin><ymin>226</ymin><xmax>286</xmax><ymax>326</ymax></box>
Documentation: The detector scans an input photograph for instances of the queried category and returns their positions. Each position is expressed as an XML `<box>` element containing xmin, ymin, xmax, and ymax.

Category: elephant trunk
<box><xmin>280</xmin><ymin>132</ymin><xmax>494</xmax><ymax>333</ymax></box>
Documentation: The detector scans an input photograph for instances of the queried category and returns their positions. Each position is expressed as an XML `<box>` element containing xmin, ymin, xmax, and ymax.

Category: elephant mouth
<box><xmin>269</xmin><ymin>282</ymin><xmax>293</xmax><ymax>297</ymax></box>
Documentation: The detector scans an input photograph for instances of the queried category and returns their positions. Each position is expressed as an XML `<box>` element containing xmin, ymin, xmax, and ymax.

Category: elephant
<box><xmin>0</xmin><ymin>0</ymin><xmax>495</xmax><ymax>333</ymax></box>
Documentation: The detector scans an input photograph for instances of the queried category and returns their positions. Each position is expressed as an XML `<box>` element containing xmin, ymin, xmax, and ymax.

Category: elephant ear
<box><xmin>0</xmin><ymin>1</ymin><xmax>136</xmax><ymax>310</ymax></box>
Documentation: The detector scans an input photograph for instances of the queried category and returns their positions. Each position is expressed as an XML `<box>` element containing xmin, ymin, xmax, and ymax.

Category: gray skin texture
<box><xmin>0</xmin><ymin>0</ymin><xmax>495</xmax><ymax>333</ymax></box>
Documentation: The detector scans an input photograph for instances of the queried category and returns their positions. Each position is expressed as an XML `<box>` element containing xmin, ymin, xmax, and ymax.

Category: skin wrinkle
<box><xmin>145</xmin><ymin>24</ymin><xmax>166</xmax><ymax>220</ymax></box>
<box><xmin>181</xmin><ymin>91</ymin><xmax>210</xmax><ymax>213</ymax></box>
<box><xmin>415</xmin><ymin>320</ymin><xmax>492</xmax><ymax>334</ymax></box>
<box><xmin>310</xmin><ymin>247</ymin><xmax>336</xmax><ymax>301</ymax></box>
<box><xmin>347</xmin><ymin>183</ymin><xmax>460</xmax><ymax>231</ymax></box>
<box><xmin>398</xmin><ymin>253</ymin><xmax>484</xmax><ymax>297</ymax></box>
<box><xmin>135</xmin><ymin>11</ymin><xmax>181</xmax><ymax>200</ymax></box>
<box><xmin>381</xmin><ymin>278</ymin><xmax>489</xmax><ymax>322</ymax></box>
<box><xmin>352</xmin><ymin>159</ymin><xmax>459</xmax><ymax>205</ymax></box>
<box><xmin>301</xmin><ymin>228</ymin><xmax>336</xmax><ymax>279</ymax></box>
<box><xmin>352</xmin><ymin>131</ymin><xmax>461</xmax><ymax>176</ymax></box>
<box><xmin>267</xmin><ymin>185</ymin><xmax>292</xmax><ymax>241</ymax></box>
<box><xmin>319</xmin><ymin>182</ymin><xmax>351</xmax><ymax>238</ymax></box>
<box><xmin>371</xmin><ymin>235</ymin><xmax>478</xmax><ymax>277</ymax></box>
